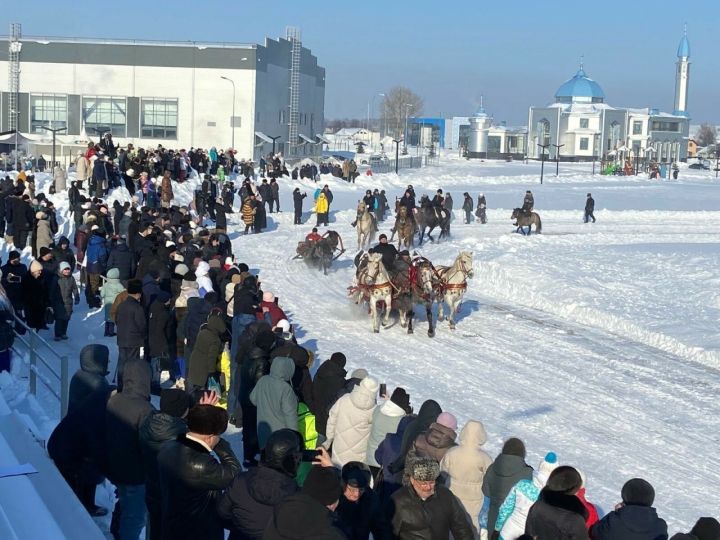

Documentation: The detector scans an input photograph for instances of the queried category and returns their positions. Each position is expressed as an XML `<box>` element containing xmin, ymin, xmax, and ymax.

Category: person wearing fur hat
<box><xmin>157</xmin><ymin>404</ymin><xmax>240</xmax><ymax>540</ymax></box>
<box><xmin>494</xmin><ymin>452</ymin><xmax>559</xmax><ymax>540</ymax></box>
<box><xmin>50</xmin><ymin>261</ymin><xmax>80</xmax><ymax>340</ymax></box>
<box><xmin>482</xmin><ymin>437</ymin><xmax>533</xmax><ymax>533</ymax></box>
<box><xmin>591</xmin><ymin>478</ymin><xmax>668</xmax><ymax>540</ymax></box>
<box><xmin>391</xmin><ymin>457</ymin><xmax>474</xmax><ymax>540</ymax></box>
<box><xmin>22</xmin><ymin>259</ymin><xmax>50</xmax><ymax>331</ymax></box>
<box><xmin>115</xmin><ymin>279</ymin><xmax>146</xmax><ymax>386</ymax></box>
<box><xmin>525</xmin><ymin>466</ymin><xmax>588</xmax><ymax>539</ymax></box>
<box><xmin>322</xmin><ymin>376</ymin><xmax>379</xmax><ymax>467</ymax></box>
<box><xmin>440</xmin><ymin>420</ymin><xmax>493</xmax><ymax>538</ymax></box>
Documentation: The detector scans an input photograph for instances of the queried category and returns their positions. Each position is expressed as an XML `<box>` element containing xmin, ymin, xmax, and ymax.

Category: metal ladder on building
<box><xmin>286</xmin><ymin>26</ymin><xmax>301</xmax><ymax>157</ymax></box>
<box><xmin>8</xmin><ymin>23</ymin><xmax>22</xmax><ymax>132</ymax></box>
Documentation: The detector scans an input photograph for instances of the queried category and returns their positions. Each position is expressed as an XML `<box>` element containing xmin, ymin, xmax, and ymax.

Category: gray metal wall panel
<box><xmin>18</xmin><ymin>93</ymin><xmax>29</xmax><ymax>132</ymax></box>
<box><xmin>0</xmin><ymin>93</ymin><xmax>8</xmax><ymax>132</ymax></box>
<box><xmin>126</xmin><ymin>97</ymin><xmax>139</xmax><ymax>138</ymax></box>
<box><xmin>67</xmin><ymin>94</ymin><xmax>81</xmax><ymax>135</ymax></box>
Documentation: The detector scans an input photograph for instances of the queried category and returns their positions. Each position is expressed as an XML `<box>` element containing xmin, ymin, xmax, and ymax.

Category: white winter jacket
<box><xmin>365</xmin><ymin>399</ymin><xmax>406</xmax><ymax>467</ymax></box>
<box><xmin>324</xmin><ymin>377</ymin><xmax>378</xmax><ymax>467</ymax></box>
<box><xmin>440</xmin><ymin>420</ymin><xmax>493</xmax><ymax>536</ymax></box>
<box><xmin>195</xmin><ymin>261</ymin><xmax>214</xmax><ymax>297</ymax></box>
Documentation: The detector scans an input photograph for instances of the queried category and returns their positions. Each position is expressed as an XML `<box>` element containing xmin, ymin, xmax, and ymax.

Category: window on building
<box><xmin>82</xmin><ymin>96</ymin><xmax>127</xmax><ymax>137</ymax></box>
<box><xmin>30</xmin><ymin>94</ymin><xmax>68</xmax><ymax>134</ymax></box>
<box><xmin>633</xmin><ymin>121</ymin><xmax>643</xmax><ymax>135</ymax></box>
<box><xmin>650</xmin><ymin>121</ymin><xmax>679</xmax><ymax>132</ymax></box>
<box><xmin>579</xmin><ymin>118</ymin><xmax>589</xmax><ymax>129</ymax></box>
<box><xmin>141</xmin><ymin>98</ymin><xmax>178</xmax><ymax>139</ymax></box>
<box><xmin>579</xmin><ymin>137</ymin><xmax>589</xmax><ymax>150</ymax></box>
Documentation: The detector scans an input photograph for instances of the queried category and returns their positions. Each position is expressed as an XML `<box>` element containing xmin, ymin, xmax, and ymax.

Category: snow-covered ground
<box><xmin>2</xmin><ymin>154</ymin><xmax>719</xmax><ymax>533</ymax></box>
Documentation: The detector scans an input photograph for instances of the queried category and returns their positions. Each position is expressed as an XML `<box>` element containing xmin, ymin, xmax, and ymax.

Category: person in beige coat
<box><xmin>75</xmin><ymin>152</ymin><xmax>89</xmax><ymax>188</ymax></box>
<box><xmin>53</xmin><ymin>164</ymin><xmax>67</xmax><ymax>192</ymax></box>
<box><xmin>34</xmin><ymin>212</ymin><xmax>54</xmax><ymax>257</ymax></box>
<box><xmin>440</xmin><ymin>420</ymin><xmax>493</xmax><ymax>539</ymax></box>
<box><xmin>160</xmin><ymin>171</ymin><xmax>174</xmax><ymax>208</ymax></box>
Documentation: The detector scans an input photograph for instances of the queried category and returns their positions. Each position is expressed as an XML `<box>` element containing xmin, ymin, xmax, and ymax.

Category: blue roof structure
<box><xmin>677</xmin><ymin>34</ymin><xmax>690</xmax><ymax>58</ymax></box>
<box><xmin>554</xmin><ymin>68</ymin><xmax>605</xmax><ymax>102</ymax></box>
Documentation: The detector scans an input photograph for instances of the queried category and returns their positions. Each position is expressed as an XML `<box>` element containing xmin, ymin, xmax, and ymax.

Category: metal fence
<box><xmin>11</xmin><ymin>315</ymin><xmax>69</xmax><ymax>418</ymax></box>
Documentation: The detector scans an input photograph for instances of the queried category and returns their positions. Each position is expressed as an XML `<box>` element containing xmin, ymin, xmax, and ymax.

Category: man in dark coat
<box><xmin>388</xmin><ymin>399</ymin><xmax>442</xmax><ymax>477</ymax></box>
<box><xmin>390</xmin><ymin>457</ymin><xmax>473</xmax><ymax>540</ymax></box>
<box><xmin>69</xmin><ymin>344</ymin><xmax>110</xmax><ymax>414</ymax></box>
<box><xmin>293</xmin><ymin>188</ymin><xmax>307</xmax><ymax>225</ymax></box>
<box><xmin>105</xmin><ymin>359</ymin><xmax>154</xmax><ymax>540</ymax></box>
<box><xmin>157</xmin><ymin>404</ymin><xmax>241</xmax><ymax>540</ymax></box>
<box><xmin>148</xmin><ymin>291</ymin><xmax>175</xmax><ymax>392</ymax></box>
<box><xmin>184</xmin><ymin>291</ymin><xmax>219</xmax><ymax>359</ymax></box>
<box><xmin>336</xmin><ymin>462</ymin><xmax>393</xmax><ymax>540</ymax></box>
<box><xmin>521</xmin><ymin>190</ymin><xmax>534</xmax><ymax>213</ymax></box>
<box><xmin>591</xmin><ymin>478</ymin><xmax>668</xmax><ymax>540</ymax></box>
<box><xmin>313</xmin><ymin>352</ymin><xmax>347</xmax><ymax>436</ymax></box>
<box><xmin>264</xmin><ymin>465</ymin><xmax>346</xmax><ymax>540</ymax></box>
<box><xmin>525</xmin><ymin>466</ymin><xmax>588</xmax><ymax>540</ymax></box>
<box><xmin>218</xmin><ymin>429</ymin><xmax>302</xmax><ymax>540</ymax></box>
<box><xmin>187</xmin><ymin>313</ymin><xmax>226</xmax><ymax>393</ymax></box>
<box><xmin>258</xmin><ymin>179</ymin><xmax>273</xmax><ymax>213</ymax></box>
<box><xmin>584</xmin><ymin>193</ymin><xmax>596</xmax><ymax>223</ymax></box>
<box><xmin>482</xmin><ymin>437</ymin><xmax>533</xmax><ymax>533</ymax></box>
<box><xmin>1</xmin><ymin>250</ymin><xmax>27</xmax><ymax>316</ymax></box>
<box><xmin>48</xmin><ymin>386</ymin><xmax>114</xmax><ymax>517</ymax></box>
<box><xmin>52</xmin><ymin>236</ymin><xmax>76</xmax><ymax>270</ymax></box>
<box><xmin>139</xmin><ymin>389</ymin><xmax>192</xmax><ymax>540</ymax></box>
<box><xmin>368</xmin><ymin>235</ymin><xmax>398</xmax><ymax>272</ymax></box>
<box><xmin>115</xmin><ymin>279</ymin><xmax>146</xmax><ymax>386</ymax></box>
<box><xmin>11</xmin><ymin>194</ymin><xmax>34</xmax><ymax>249</ymax></box>
<box><xmin>107</xmin><ymin>237</ymin><xmax>135</xmax><ymax>283</ymax></box>
<box><xmin>270</xmin><ymin>178</ymin><xmax>280</xmax><ymax>213</ymax></box>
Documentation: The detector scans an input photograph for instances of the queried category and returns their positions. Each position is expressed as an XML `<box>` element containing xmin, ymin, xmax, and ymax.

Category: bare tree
<box><xmin>696</xmin><ymin>124</ymin><xmax>717</xmax><ymax>147</ymax></box>
<box><xmin>381</xmin><ymin>87</ymin><xmax>424</xmax><ymax>138</ymax></box>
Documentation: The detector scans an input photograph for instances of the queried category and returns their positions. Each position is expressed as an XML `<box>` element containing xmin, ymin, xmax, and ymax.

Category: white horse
<box><xmin>355</xmin><ymin>200</ymin><xmax>377</xmax><ymax>249</ymax></box>
<box><xmin>353</xmin><ymin>252</ymin><xmax>393</xmax><ymax>333</ymax></box>
<box><xmin>434</xmin><ymin>251</ymin><xmax>474</xmax><ymax>330</ymax></box>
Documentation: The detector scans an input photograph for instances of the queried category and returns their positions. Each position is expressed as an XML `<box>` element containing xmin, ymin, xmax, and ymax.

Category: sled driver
<box><xmin>369</xmin><ymin>233</ymin><xmax>398</xmax><ymax>270</ymax></box>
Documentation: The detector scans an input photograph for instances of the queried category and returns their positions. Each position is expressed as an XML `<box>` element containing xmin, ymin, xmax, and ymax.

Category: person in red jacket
<box><xmin>305</xmin><ymin>227</ymin><xmax>322</xmax><ymax>243</ymax></box>
<box><xmin>577</xmin><ymin>470</ymin><xmax>599</xmax><ymax>530</ymax></box>
<box><xmin>261</xmin><ymin>291</ymin><xmax>288</xmax><ymax>327</ymax></box>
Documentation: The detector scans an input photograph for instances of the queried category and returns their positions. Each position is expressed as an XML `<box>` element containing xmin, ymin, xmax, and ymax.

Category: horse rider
<box><xmin>369</xmin><ymin>233</ymin><xmax>398</xmax><ymax>270</ymax></box>
<box><xmin>521</xmin><ymin>190</ymin><xmax>534</xmax><ymax>214</ymax></box>
<box><xmin>431</xmin><ymin>189</ymin><xmax>446</xmax><ymax>220</ymax></box>
<box><xmin>351</xmin><ymin>190</ymin><xmax>377</xmax><ymax>227</ymax></box>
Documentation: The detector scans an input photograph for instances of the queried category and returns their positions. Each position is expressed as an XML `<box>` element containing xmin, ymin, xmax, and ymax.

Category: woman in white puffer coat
<box><xmin>365</xmin><ymin>387</ymin><xmax>411</xmax><ymax>468</ymax></box>
<box><xmin>440</xmin><ymin>420</ymin><xmax>493</xmax><ymax>539</ymax></box>
<box><xmin>323</xmin><ymin>376</ymin><xmax>379</xmax><ymax>467</ymax></box>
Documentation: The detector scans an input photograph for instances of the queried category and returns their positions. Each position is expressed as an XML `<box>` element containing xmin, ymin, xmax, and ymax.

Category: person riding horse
<box><xmin>351</xmin><ymin>190</ymin><xmax>378</xmax><ymax>228</ymax></box>
<box><xmin>521</xmin><ymin>190</ymin><xmax>534</xmax><ymax>213</ymax></box>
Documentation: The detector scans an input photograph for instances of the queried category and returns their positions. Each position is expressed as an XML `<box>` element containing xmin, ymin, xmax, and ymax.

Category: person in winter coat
<box><xmin>521</xmin><ymin>190</ymin><xmax>534</xmax><ymax>213</ymax></box>
<box><xmin>11</xmin><ymin>193</ymin><xmax>35</xmax><ymax>249</ymax></box>
<box><xmin>388</xmin><ymin>399</ymin><xmax>442</xmax><ymax>477</ymax></box>
<box><xmin>33</xmin><ymin>211</ymin><xmax>54</xmax><ymax>258</ymax></box>
<box><xmin>139</xmin><ymin>389</ymin><xmax>192</xmax><ymax>540</ymax></box>
<box><xmin>51</xmin><ymin>261</ymin><xmax>79</xmax><ymax>340</ymax></box>
<box><xmin>441</xmin><ymin>420</ymin><xmax>493</xmax><ymax>538</ymax></box>
<box><xmin>48</xmin><ymin>385</ymin><xmax>114</xmax><ymax>517</ymax></box>
<box><xmin>671</xmin><ymin>518</ymin><xmax>720</xmax><ymax>540</ymax></box>
<box><xmin>52</xmin><ymin>236</ymin><xmax>76</xmax><ymax>270</ymax></box>
<box><xmin>406</xmin><ymin>411</ymin><xmax>458</xmax><ymax>468</ymax></box>
<box><xmin>462</xmin><ymin>193</ymin><xmax>474</xmax><ymax>224</ymax></box>
<box><xmin>260</xmin><ymin>291</ymin><xmax>287</xmax><ymax>327</ymax></box>
<box><xmin>482</xmin><ymin>437</ymin><xmax>534</xmax><ymax>533</ymax></box>
<box><xmin>494</xmin><ymin>452</ymin><xmax>559</xmax><ymax>540</ymax></box>
<box><xmin>293</xmin><ymin>188</ymin><xmax>307</xmax><ymax>225</ymax></box>
<box><xmin>584</xmin><ymin>193</ymin><xmax>596</xmax><ymax>223</ymax></box>
<box><xmin>241</xmin><ymin>196</ymin><xmax>257</xmax><ymax>234</ymax></box>
<box><xmin>195</xmin><ymin>260</ymin><xmax>214</xmax><ymax>297</ymax></box>
<box><xmin>100</xmin><ymin>268</ymin><xmax>125</xmax><ymax>337</ymax></box>
<box><xmin>322</xmin><ymin>376</ymin><xmax>379</xmax><ymax>467</ymax></box>
<box><xmin>337</xmin><ymin>461</ymin><xmax>393</xmax><ymax>540</ymax></box>
<box><xmin>158</xmin><ymin>404</ymin><xmax>241</xmax><ymax>540</ymax></box>
<box><xmin>576</xmin><ymin>471</ymin><xmax>599</xmax><ymax>531</ymax></box>
<box><xmin>591</xmin><ymin>478</ymin><xmax>668</xmax><ymax>540</ymax></box>
<box><xmin>115</xmin><ymin>279</ymin><xmax>147</xmax><ymax>386</ymax></box>
<box><xmin>270</xmin><ymin>340</ymin><xmax>314</xmax><ymax>408</ymax></box>
<box><xmin>217</xmin><ymin>429</ymin><xmax>302</xmax><ymax>540</ymax></box>
<box><xmin>75</xmin><ymin>152</ymin><xmax>90</xmax><ymax>188</ymax></box>
<box><xmin>263</xmin><ymin>464</ymin><xmax>346</xmax><ymax>540</ymax></box>
<box><xmin>366</xmin><ymin>388</ymin><xmax>411</xmax><ymax>471</ymax></box>
<box><xmin>375</xmin><ymin>415</ymin><xmax>413</xmax><ymax>505</ymax></box>
<box><xmin>147</xmin><ymin>291</ymin><xmax>175</xmax><ymax>390</ymax></box>
<box><xmin>185</xmin><ymin>291</ymin><xmax>219</xmax><ymax>360</ymax></box>
<box><xmin>105</xmin><ymin>359</ymin><xmax>154</xmax><ymax>540</ymax></box>
<box><xmin>390</xmin><ymin>457</ymin><xmax>474</xmax><ymax>540</ymax></box>
<box><xmin>160</xmin><ymin>170</ymin><xmax>174</xmax><ymax>208</ymax></box>
<box><xmin>250</xmin><ymin>356</ymin><xmax>298</xmax><ymax>449</ymax></box>
<box><xmin>315</xmin><ymin>192</ymin><xmax>330</xmax><ymax>227</ymax></box>
<box><xmin>187</xmin><ymin>313</ymin><xmax>226</xmax><ymax>394</ymax></box>
<box><xmin>313</xmin><ymin>352</ymin><xmax>348</xmax><ymax>436</ymax></box>
<box><xmin>22</xmin><ymin>260</ymin><xmax>50</xmax><ymax>331</ymax></box>
<box><xmin>53</xmin><ymin>163</ymin><xmax>68</xmax><ymax>192</ymax></box>
<box><xmin>107</xmin><ymin>237</ymin><xmax>135</xmax><ymax>283</ymax></box>
<box><xmin>85</xmin><ymin>228</ymin><xmax>109</xmax><ymax>308</ymax></box>
<box><xmin>525</xmin><ymin>466</ymin><xmax>588</xmax><ymax>540</ymax></box>
<box><xmin>68</xmin><ymin>344</ymin><xmax>110</xmax><ymax>415</ymax></box>
<box><xmin>1</xmin><ymin>251</ymin><xmax>26</xmax><ymax>316</ymax></box>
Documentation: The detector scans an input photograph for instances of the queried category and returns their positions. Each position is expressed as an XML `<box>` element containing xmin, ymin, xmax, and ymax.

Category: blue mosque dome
<box><xmin>677</xmin><ymin>34</ymin><xmax>690</xmax><ymax>58</ymax></box>
<box><xmin>554</xmin><ymin>68</ymin><xmax>605</xmax><ymax>104</ymax></box>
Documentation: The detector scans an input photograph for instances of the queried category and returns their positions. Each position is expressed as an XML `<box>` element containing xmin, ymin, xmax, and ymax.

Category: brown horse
<box><xmin>394</xmin><ymin>205</ymin><xmax>415</xmax><ymax>250</ymax></box>
<box><xmin>511</xmin><ymin>208</ymin><xmax>542</xmax><ymax>235</ymax></box>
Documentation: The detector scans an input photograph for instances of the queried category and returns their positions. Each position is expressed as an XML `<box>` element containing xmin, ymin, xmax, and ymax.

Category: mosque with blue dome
<box><xmin>525</xmin><ymin>30</ymin><xmax>691</xmax><ymax>162</ymax></box>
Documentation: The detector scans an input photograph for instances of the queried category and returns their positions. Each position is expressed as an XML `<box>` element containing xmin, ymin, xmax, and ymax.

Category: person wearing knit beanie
<box><xmin>174</xmin><ymin>263</ymin><xmax>189</xmax><ymax>277</ymax></box>
<box><xmin>537</xmin><ymin>451</ymin><xmax>559</xmax><ymax>484</ymax></box>
<box><xmin>621</xmin><ymin>478</ymin><xmax>655</xmax><ymax>507</ymax></box>
<box><xmin>502</xmin><ymin>437</ymin><xmax>527</xmax><ymax>458</ymax></box>
<box><xmin>690</xmin><ymin>517</ymin><xmax>720</xmax><ymax>540</ymax></box>
<box><xmin>160</xmin><ymin>388</ymin><xmax>192</xmax><ymax>418</ymax></box>
<box><xmin>436</xmin><ymin>411</ymin><xmax>457</xmax><ymax>431</ymax></box>
<box><xmin>302</xmin><ymin>466</ymin><xmax>342</xmax><ymax>508</ymax></box>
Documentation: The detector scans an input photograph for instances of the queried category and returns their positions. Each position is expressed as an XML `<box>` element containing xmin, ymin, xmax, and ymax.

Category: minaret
<box><xmin>673</xmin><ymin>25</ymin><xmax>690</xmax><ymax>115</ymax></box>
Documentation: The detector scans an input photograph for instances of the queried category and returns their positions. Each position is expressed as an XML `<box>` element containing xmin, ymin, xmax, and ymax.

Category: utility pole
<box><xmin>552</xmin><ymin>143</ymin><xmax>564</xmax><ymax>176</ymax></box>
<box><xmin>393</xmin><ymin>138</ymin><xmax>402</xmax><ymax>174</ymax></box>
<box><xmin>537</xmin><ymin>143</ymin><xmax>550</xmax><ymax>184</ymax></box>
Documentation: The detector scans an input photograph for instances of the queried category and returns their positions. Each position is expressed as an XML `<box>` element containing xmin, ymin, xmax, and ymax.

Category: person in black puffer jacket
<box><xmin>184</xmin><ymin>292</ymin><xmax>219</xmax><ymax>357</ymax></box>
<box><xmin>107</xmin><ymin>237</ymin><xmax>135</xmax><ymax>284</ymax></box>
<box><xmin>217</xmin><ymin>428</ymin><xmax>302</xmax><ymax>540</ymax></box>
<box><xmin>68</xmin><ymin>344</ymin><xmax>110</xmax><ymax>414</ymax></box>
<box><xmin>337</xmin><ymin>461</ymin><xmax>393</xmax><ymax>540</ymax></box>
<box><xmin>591</xmin><ymin>478</ymin><xmax>668</xmax><ymax>540</ymax></box>
<box><xmin>139</xmin><ymin>389</ymin><xmax>192</xmax><ymax>540</ymax></box>
<box><xmin>525</xmin><ymin>466</ymin><xmax>588</xmax><ymax>540</ymax></box>
<box><xmin>313</xmin><ymin>352</ymin><xmax>348</xmax><ymax>436</ymax></box>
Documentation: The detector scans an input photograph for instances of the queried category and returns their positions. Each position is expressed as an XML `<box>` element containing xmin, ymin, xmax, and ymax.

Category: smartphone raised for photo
<box><xmin>379</xmin><ymin>383</ymin><xmax>387</xmax><ymax>397</ymax></box>
<box><xmin>301</xmin><ymin>449</ymin><xmax>321</xmax><ymax>462</ymax></box>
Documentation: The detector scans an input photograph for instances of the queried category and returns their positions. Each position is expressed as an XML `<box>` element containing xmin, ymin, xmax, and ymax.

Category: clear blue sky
<box><xmin>3</xmin><ymin>0</ymin><xmax>719</xmax><ymax>124</ymax></box>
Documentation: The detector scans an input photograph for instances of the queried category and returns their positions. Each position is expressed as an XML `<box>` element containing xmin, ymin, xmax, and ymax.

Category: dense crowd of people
<box><xmin>0</xmin><ymin>138</ymin><xmax>714</xmax><ymax>540</ymax></box>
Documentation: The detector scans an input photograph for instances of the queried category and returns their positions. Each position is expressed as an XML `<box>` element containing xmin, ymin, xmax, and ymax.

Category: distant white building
<box><xmin>527</xmin><ymin>32</ymin><xmax>691</xmax><ymax>162</ymax></box>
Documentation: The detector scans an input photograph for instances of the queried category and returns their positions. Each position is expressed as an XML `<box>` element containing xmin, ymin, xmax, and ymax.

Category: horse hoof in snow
<box><xmin>407</xmin><ymin>328</ymin><xmax>414</xmax><ymax>334</ymax></box>
<box><xmin>373</xmin><ymin>329</ymin><xmax>380</xmax><ymax>334</ymax></box>
<box><xmin>428</xmin><ymin>330</ymin><xmax>435</xmax><ymax>338</ymax></box>
<box><xmin>449</xmin><ymin>323</ymin><xmax>456</xmax><ymax>330</ymax></box>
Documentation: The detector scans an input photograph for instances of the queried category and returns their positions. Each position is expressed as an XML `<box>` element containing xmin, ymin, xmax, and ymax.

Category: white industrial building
<box><xmin>0</xmin><ymin>25</ymin><xmax>326</xmax><ymax>161</ymax></box>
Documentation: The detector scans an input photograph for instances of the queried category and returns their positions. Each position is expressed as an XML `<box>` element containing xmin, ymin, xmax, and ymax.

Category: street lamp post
<box><xmin>220</xmin><ymin>76</ymin><xmax>236</xmax><ymax>151</ymax></box>
<box><xmin>40</xmin><ymin>124</ymin><xmax>67</xmax><ymax>175</ymax></box>
<box><xmin>269</xmin><ymin>135</ymin><xmax>281</xmax><ymax>157</ymax></box>
<box><xmin>392</xmin><ymin>138</ymin><xmax>402</xmax><ymax>174</ymax></box>
<box><xmin>551</xmin><ymin>143</ymin><xmax>564</xmax><ymax>176</ymax></box>
<box><xmin>537</xmin><ymin>143</ymin><xmax>550</xmax><ymax>184</ymax></box>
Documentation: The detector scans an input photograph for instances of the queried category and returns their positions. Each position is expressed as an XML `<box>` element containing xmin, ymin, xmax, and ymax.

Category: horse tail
<box><xmin>535</xmin><ymin>213</ymin><xmax>542</xmax><ymax>233</ymax></box>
